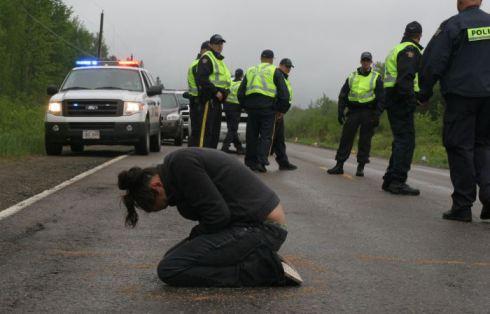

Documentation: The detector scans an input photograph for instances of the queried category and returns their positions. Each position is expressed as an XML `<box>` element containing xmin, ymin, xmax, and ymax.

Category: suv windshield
<box><xmin>160</xmin><ymin>93</ymin><xmax>178</xmax><ymax>109</ymax></box>
<box><xmin>176</xmin><ymin>93</ymin><xmax>189</xmax><ymax>106</ymax></box>
<box><xmin>61</xmin><ymin>68</ymin><xmax>143</xmax><ymax>92</ymax></box>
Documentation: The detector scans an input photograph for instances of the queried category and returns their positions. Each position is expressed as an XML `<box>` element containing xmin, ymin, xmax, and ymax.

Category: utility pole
<box><xmin>97</xmin><ymin>11</ymin><xmax>104</xmax><ymax>59</ymax></box>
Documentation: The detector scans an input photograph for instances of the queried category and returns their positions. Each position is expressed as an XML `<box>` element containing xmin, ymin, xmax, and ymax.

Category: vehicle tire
<box><xmin>174</xmin><ymin>129</ymin><xmax>183</xmax><ymax>146</ymax></box>
<box><xmin>70</xmin><ymin>143</ymin><xmax>84</xmax><ymax>153</ymax></box>
<box><xmin>45</xmin><ymin>141</ymin><xmax>62</xmax><ymax>156</ymax></box>
<box><xmin>150</xmin><ymin>129</ymin><xmax>161</xmax><ymax>152</ymax></box>
<box><xmin>135</xmin><ymin>120</ymin><xmax>150</xmax><ymax>155</ymax></box>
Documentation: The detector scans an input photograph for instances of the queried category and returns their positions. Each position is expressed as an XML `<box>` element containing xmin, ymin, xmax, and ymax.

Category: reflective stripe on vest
<box><xmin>384</xmin><ymin>42</ymin><xmax>421</xmax><ymax>92</ymax></box>
<box><xmin>187</xmin><ymin>59</ymin><xmax>199</xmax><ymax>97</ymax></box>
<box><xmin>202</xmin><ymin>51</ymin><xmax>231</xmax><ymax>90</ymax></box>
<box><xmin>348</xmin><ymin>70</ymin><xmax>379</xmax><ymax>103</ymax></box>
<box><xmin>285</xmin><ymin>77</ymin><xmax>293</xmax><ymax>103</ymax></box>
<box><xmin>227</xmin><ymin>80</ymin><xmax>241</xmax><ymax>104</ymax></box>
<box><xmin>245</xmin><ymin>63</ymin><xmax>277</xmax><ymax>98</ymax></box>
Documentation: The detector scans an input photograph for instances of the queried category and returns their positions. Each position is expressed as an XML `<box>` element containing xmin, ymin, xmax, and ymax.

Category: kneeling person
<box><xmin>118</xmin><ymin>148</ymin><xmax>302</xmax><ymax>287</ymax></box>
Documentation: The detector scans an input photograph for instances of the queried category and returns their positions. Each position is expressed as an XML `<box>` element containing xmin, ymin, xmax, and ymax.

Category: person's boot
<box><xmin>256</xmin><ymin>164</ymin><xmax>267</xmax><ymax>173</ymax></box>
<box><xmin>235</xmin><ymin>146</ymin><xmax>245</xmax><ymax>155</ymax></box>
<box><xmin>277</xmin><ymin>254</ymin><xmax>303</xmax><ymax>286</ymax></box>
<box><xmin>356</xmin><ymin>163</ymin><xmax>365</xmax><ymax>177</ymax></box>
<box><xmin>481</xmin><ymin>205</ymin><xmax>490</xmax><ymax>220</ymax></box>
<box><xmin>279</xmin><ymin>163</ymin><xmax>298</xmax><ymax>171</ymax></box>
<box><xmin>384</xmin><ymin>181</ymin><xmax>420</xmax><ymax>196</ymax></box>
<box><xmin>443</xmin><ymin>207</ymin><xmax>472</xmax><ymax>222</ymax></box>
<box><xmin>327</xmin><ymin>162</ymin><xmax>344</xmax><ymax>175</ymax></box>
<box><xmin>382</xmin><ymin>180</ymin><xmax>391</xmax><ymax>192</ymax></box>
<box><xmin>221</xmin><ymin>145</ymin><xmax>232</xmax><ymax>154</ymax></box>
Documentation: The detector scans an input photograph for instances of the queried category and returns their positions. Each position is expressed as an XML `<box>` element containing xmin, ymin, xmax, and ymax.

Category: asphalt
<box><xmin>0</xmin><ymin>143</ymin><xmax>489</xmax><ymax>313</ymax></box>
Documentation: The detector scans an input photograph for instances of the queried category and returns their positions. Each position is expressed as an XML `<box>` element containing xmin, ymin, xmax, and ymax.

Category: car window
<box><xmin>160</xmin><ymin>93</ymin><xmax>178</xmax><ymax>109</ymax></box>
<box><xmin>141</xmin><ymin>72</ymin><xmax>150</xmax><ymax>90</ymax></box>
<box><xmin>175</xmin><ymin>93</ymin><xmax>189</xmax><ymax>106</ymax></box>
<box><xmin>61</xmin><ymin>68</ymin><xmax>143</xmax><ymax>92</ymax></box>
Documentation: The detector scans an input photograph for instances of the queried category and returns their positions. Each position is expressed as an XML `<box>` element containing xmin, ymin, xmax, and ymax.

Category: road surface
<box><xmin>1</xmin><ymin>144</ymin><xmax>489</xmax><ymax>313</ymax></box>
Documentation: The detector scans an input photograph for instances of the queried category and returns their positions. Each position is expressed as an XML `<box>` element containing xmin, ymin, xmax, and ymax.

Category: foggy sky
<box><xmin>64</xmin><ymin>0</ymin><xmax>489</xmax><ymax>106</ymax></box>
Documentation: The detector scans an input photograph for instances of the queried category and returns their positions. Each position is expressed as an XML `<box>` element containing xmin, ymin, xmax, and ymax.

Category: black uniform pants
<box><xmin>335</xmin><ymin>109</ymin><xmax>376</xmax><ymax>164</ymax></box>
<box><xmin>188</xmin><ymin>97</ymin><xmax>203</xmax><ymax>147</ymax></box>
<box><xmin>383</xmin><ymin>96</ymin><xmax>416</xmax><ymax>184</ymax></box>
<box><xmin>443</xmin><ymin>94</ymin><xmax>490</xmax><ymax>210</ymax></box>
<box><xmin>271</xmin><ymin>117</ymin><xmax>289</xmax><ymax>166</ymax></box>
<box><xmin>245</xmin><ymin>110</ymin><xmax>276</xmax><ymax>166</ymax></box>
<box><xmin>222</xmin><ymin>106</ymin><xmax>243</xmax><ymax>150</ymax></box>
<box><xmin>197</xmin><ymin>98</ymin><xmax>222</xmax><ymax>149</ymax></box>
<box><xmin>157</xmin><ymin>222</ymin><xmax>287</xmax><ymax>287</ymax></box>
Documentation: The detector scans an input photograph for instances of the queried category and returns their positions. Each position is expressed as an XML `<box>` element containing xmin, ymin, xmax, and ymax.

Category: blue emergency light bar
<box><xmin>76</xmin><ymin>60</ymin><xmax>98</xmax><ymax>66</ymax></box>
<box><xmin>75</xmin><ymin>59</ymin><xmax>141</xmax><ymax>68</ymax></box>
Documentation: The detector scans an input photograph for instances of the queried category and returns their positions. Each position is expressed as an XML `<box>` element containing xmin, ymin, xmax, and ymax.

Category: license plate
<box><xmin>82</xmin><ymin>130</ymin><xmax>100</xmax><ymax>139</ymax></box>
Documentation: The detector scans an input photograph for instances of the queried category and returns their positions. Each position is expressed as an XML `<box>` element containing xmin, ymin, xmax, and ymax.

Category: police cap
<box><xmin>405</xmin><ymin>21</ymin><xmax>423</xmax><ymax>35</ymax></box>
<box><xmin>279</xmin><ymin>58</ymin><xmax>294</xmax><ymax>68</ymax></box>
<box><xmin>235</xmin><ymin>68</ymin><xmax>244</xmax><ymax>77</ymax></box>
<box><xmin>360</xmin><ymin>52</ymin><xmax>373</xmax><ymax>61</ymax></box>
<box><xmin>210</xmin><ymin>34</ymin><xmax>226</xmax><ymax>44</ymax></box>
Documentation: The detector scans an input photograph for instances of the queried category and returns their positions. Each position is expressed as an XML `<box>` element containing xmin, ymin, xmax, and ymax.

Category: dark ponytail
<box><xmin>118</xmin><ymin>167</ymin><xmax>159</xmax><ymax>227</ymax></box>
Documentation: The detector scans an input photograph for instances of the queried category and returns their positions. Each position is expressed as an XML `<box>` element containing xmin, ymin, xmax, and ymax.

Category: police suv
<box><xmin>45</xmin><ymin>60</ymin><xmax>162</xmax><ymax>155</ymax></box>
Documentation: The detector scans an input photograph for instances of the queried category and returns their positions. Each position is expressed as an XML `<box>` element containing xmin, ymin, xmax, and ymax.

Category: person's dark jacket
<box><xmin>196</xmin><ymin>50</ymin><xmax>229</xmax><ymax>102</ymax></box>
<box><xmin>158</xmin><ymin>148</ymin><xmax>280</xmax><ymax>235</ymax></box>
<box><xmin>278</xmin><ymin>69</ymin><xmax>292</xmax><ymax>113</ymax></box>
<box><xmin>388</xmin><ymin>37</ymin><xmax>423</xmax><ymax>100</ymax></box>
<box><xmin>237</xmin><ymin>67</ymin><xmax>290</xmax><ymax>113</ymax></box>
<box><xmin>419</xmin><ymin>6</ymin><xmax>490</xmax><ymax>101</ymax></box>
<box><xmin>338</xmin><ymin>67</ymin><xmax>384</xmax><ymax>116</ymax></box>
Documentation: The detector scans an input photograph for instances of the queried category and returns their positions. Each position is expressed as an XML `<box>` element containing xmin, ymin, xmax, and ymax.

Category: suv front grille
<box><xmin>63</xmin><ymin>100</ymin><xmax>123</xmax><ymax>117</ymax></box>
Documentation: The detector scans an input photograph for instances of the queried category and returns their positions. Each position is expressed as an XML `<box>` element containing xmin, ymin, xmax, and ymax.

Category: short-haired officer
<box><xmin>187</xmin><ymin>41</ymin><xmax>210</xmax><ymax>147</ymax></box>
<box><xmin>271</xmin><ymin>58</ymin><xmax>298</xmax><ymax>171</ymax></box>
<box><xmin>418</xmin><ymin>0</ymin><xmax>490</xmax><ymax>222</ymax></box>
<box><xmin>196</xmin><ymin>34</ymin><xmax>232</xmax><ymax>149</ymax></box>
<box><xmin>382</xmin><ymin>22</ymin><xmax>424</xmax><ymax>195</ymax></box>
<box><xmin>238</xmin><ymin>50</ymin><xmax>290</xmax><ymax>173</ymax></box>
<box><xmin>221</xmin><ymin>68</ymin><xmax>245</xmax><ymax>155</ymax></box>
<box><xmin>327</xmin><ymin>52</ymin><xmax>384</xmax><ymax>177</ymax></box>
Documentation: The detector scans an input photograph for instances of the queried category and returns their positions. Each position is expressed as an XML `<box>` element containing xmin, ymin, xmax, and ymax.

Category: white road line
<box><xmin>0</xmin><ymin>154</ymin><xmax>128</xmax><ymax>221</ymax></box>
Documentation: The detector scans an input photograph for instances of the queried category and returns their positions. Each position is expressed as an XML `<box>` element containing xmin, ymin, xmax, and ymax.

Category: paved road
<box><xmin>1</xmin><ymin>144</ymin><xmax>489</xmax><ymax>313</ymax></box>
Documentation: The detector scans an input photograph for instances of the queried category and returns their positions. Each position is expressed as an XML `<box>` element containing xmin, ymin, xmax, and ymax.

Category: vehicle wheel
<box><xmin>135</xmin><ymin>121</ymin><xmax>150</xmax><ymax>155</ymax></box>
<box><xmin>150</xmin><ymin>129</ymin><xmax>161</xmax><ymax>152</ymax></box>
<box><xmin>70</xmin><ymin>143</ymin><xmax>84</xmax><ymax>153</ymax></box>
<box><xmin>174</xmin><ymin>128</ymin><xmax>183</xmax><ymax>146</ymax></box>
<box><xmin>45</xmin><ymin>141</ymin><xmax>62</xmax><ymax>156</ymax></box>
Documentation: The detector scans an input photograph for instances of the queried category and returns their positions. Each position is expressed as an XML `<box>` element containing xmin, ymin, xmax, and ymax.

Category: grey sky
<box><xmin>64</xmin><ymin>0</ymin><xmax>489</xmax><ymax>106</ymax></box>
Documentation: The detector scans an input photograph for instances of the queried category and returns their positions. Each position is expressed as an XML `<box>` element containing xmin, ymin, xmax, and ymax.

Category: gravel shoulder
<box><xmin>0</xmin><ymin>147</ymin><xmax>131</xmax><ymax>211</ymax></box>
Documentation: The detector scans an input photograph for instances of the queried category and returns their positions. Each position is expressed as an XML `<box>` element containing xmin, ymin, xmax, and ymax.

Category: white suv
<box><xmin>45</xmin><ymin>60</ymin><xmax>162</xmax><ymax>155</ymax></box>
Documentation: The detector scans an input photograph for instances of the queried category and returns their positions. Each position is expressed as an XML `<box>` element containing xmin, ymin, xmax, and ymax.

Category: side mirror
<box><xmin>47</xmin><ymin>85</ymin><xmax>59</xmax><ymax>95</ymax></box>
<box><xmin>147</xmin><ymin>85</ymin><xmax>163</xmax><ymax>97</ymax></box>
<box><xmin>182</xmin><ymin>92</ymin><xmax>190</xmax><ymax>99</ymax></box>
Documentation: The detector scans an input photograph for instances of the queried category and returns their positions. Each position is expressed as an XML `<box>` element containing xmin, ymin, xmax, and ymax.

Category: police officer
<box><xmin>418</xmin><ymin>0</ymin><xmax>490</xmax><ymax>222</ymax></box>
<box><xmin>221</xmin><ymin>69</ymin><xmax>245</xmax><ymax>154</ymax></box>
<box><xmin>187</xmin><ymin>41</ymin><xmax>210</xmax><ymax>147</ymax></box>
<box><xmin>327</xmin><ymin>52</ymin><xmax>384</xmax><ymax>177</ymax></box>
<box><xmin>271</xmin><ymin>58</ymin><xmax>297</xmax><ymax>171</ymax></box>
<box><xmin>382</xmin><ymin>22</ymin><xmax>424</xmax><ymax>196</ymax></box>
<box><xmin>196</xmin><ymin>34</ymin><xmax>232</xmax><ymax>149</ymax></box>
<box><xmin>238</xmin><ymin>50</ymin><xmax>290</xmax><ymax>173</ymax></box>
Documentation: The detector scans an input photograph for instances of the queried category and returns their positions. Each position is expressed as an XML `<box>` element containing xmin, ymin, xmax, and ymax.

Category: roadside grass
<box><xmin>0</xmin><ymin>97</ymin><xmax>45</xmax><ymax>157</ymax></box>
<box><xmin>285</xmin><ymin>104</ymin><xmax>448</xmax><ymax>169</ymax></box>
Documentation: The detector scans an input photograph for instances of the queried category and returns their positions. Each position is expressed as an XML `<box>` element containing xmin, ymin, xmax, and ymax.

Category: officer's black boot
<box><xmin>235</xmin><ymin>146</ymin><xmax>245</xmax><ymax>155</ymax></box>
<box><xmin>481</xmin><ymin>205</ymin><xmax>490</xmax><ymax>220</ymax></box>
<box><xmin>327</xmin><ymin>162</ymin><xmax>344</xmax><ymax>175</ymax></box>
<box><xmin>279</xmin><ymin>163</ymin><xmax>298</xmax><ymax>171</ymax></box>
<box><xmin>356</xmin><ymin>163</ymin><xmax>365</xmax><ymax>177</ymax></box>
<box><xmin>443</xmin><ymin>207</ymin><xmax>472</xmax><ymax>222</ymax></box>
<box><xmin>384</xmin><ymin>181</ymin><xmax>420</xmax><ymax>196</ymax></box>
<box><xmin>221</xmin><ymin>145</ymin><xmax>232</xmax><ymax>154</ymax></box>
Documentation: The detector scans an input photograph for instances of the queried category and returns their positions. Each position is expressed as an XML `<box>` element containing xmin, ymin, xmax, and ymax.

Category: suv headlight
<box><xmin>166</xmin><ymin>112</ymin><xmax>180</xmax><ymax>121</ymax></box>
<box><xmin>48</xmin><ymin>102</ymin><xmax>62</xmax><ymax>115</ymax></box>
<box><xmin>124</xmin><ymin>102</ymin><xmax>144</xmax><ymax>115</ymax></box>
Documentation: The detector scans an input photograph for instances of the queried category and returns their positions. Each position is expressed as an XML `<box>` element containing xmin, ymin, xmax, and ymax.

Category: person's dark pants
<box><xmin>157</xmin><ymin>222</ymin><xmax>288</xmax><ymax>287</ymax></box>
<box><xmin>188</xmin><ymin>96</ymin><xmax>203</xmax><ymax>147</ymax></box>
<box><xmin>383</xmin><ymin>94</ymin><xmax>416</xmax><ymax>184</ymax></box>
<box><xmin>271</xmin><ymin>117</ymin><xmax>290</xmax><ymax>166</ymax></box>
<box><xmin>443</xmin><ymin>94</ymin><xmax>490</xmax><ymax>211</ymax></box>
<box><xmin>222</xmin><ymin>104</ymin><xmax>243</xmax><ymax>150</ymax></box>
<box><xmin>335</xmin><ymin>108</ymin><xmax>376</xmax><ymax>164</ymax></box>
<box><xmin>198</xmin><ymin>98</ymin><xmax>222</xmax><ymax>149</ymax></box>
<box><xmin>245</xmin><ymin>110</ymin><xmax>276</xmax><ymax>166</ymax></box>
